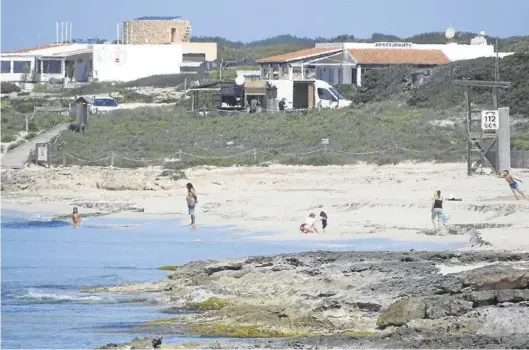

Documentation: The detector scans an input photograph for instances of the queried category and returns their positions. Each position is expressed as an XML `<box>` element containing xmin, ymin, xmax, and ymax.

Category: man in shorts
<box><xmin>501</xmin><ymin>170</ymin><xmax>525</xmax><ymax>200</ymax></box>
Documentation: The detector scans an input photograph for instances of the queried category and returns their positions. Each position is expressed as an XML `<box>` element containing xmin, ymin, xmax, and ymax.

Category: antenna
<box><xmin>70</xmin><ymin>22</ymin><xmax>72</xmax><ymax>42</ymax></box>
<box><xmin>56</xmin><ymin>21</ymin><xmax>59</xmax><ymax>44</ymax></box>
<box><xmin>445</xmin><ymin>26</ymin><xmax>456</xmax><ymax>40</ymax></box>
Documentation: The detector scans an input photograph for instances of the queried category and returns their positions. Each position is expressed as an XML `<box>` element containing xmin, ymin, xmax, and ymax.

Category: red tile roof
<box><xmin>349</xmin><ymin>48</ymin><xmax>450</xmax><ymax>65</ymax></box>
<box><xmin>257</xmin><ymin>48</ymin><xmax>339</xmax><ymax>63</ymax></box>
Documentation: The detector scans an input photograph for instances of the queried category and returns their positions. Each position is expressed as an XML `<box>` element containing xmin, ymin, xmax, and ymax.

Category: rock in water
<box><xmin>99</xmin><ymin>336</ymin><xmax>162</xmax><ymax>349</ymax></box>
<box><xmin>468</xmin><ymin>229</ymin><xmax>492</xmax><ymax>247</ymax></box>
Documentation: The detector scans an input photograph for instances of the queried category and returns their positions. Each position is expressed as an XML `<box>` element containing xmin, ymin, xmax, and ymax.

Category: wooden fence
<box><xmin>511</xmin><ymin>149</ymin><xmax>529</xmax><ymax>169</ymax></box>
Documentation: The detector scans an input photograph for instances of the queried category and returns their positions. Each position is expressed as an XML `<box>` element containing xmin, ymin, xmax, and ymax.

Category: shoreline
<box><xmin>2</xmin><ymin>163</ymin><xmax>529</xmax><ymax>251</ymax></box>
<box><xmin>94</xmin><ymin>250</ymin><xmax>529</xmax><ymax>349</ymax></box>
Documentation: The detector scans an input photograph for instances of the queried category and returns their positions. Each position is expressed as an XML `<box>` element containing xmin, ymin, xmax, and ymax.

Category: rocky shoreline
<box><xmin>96</xmin><ymin>250</ymin><xmax>529</xmax><ymax>349</ymax></box>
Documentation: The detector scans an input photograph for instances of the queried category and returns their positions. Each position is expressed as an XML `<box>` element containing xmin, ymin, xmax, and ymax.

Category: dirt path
<box><xmin>1</xmin><ymin>123</ymin><xmax>69</xmax><ymax>169</ymax></box>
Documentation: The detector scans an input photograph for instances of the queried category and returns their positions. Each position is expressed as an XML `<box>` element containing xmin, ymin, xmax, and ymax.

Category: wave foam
<box><xmin>16</xmin><ymin>289</ymin><xmax>117</xmax><ymax>304</ymax></box>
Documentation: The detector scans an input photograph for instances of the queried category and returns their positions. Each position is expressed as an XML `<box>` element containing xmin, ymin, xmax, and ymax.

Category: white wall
<box><xmin>315</xmin><ymin>42</ymin><xmax>501</xmax><ymax>62</ymax></box>
<box><xmin>182</xmin><ymin>42</ymin><xmax>217</xmax><ymax>61</ymax></box>
<box><xmin>92</xmin><ymin>44</ymin><xmax>183</xmax><ymax>82</ymax></box>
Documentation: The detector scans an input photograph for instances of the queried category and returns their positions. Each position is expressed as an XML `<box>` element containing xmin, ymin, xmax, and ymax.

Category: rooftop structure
<box><xmin>122</xmin><ymin>16</ymin><xmax>191</xmax><ymax>44</ymax></box>
<box><xmin>134</xmin><ymin>16</ymin><xmax>182</xmax><ymax>20</ymax></box>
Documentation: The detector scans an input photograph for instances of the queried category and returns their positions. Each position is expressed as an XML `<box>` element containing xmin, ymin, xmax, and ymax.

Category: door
<box><xmin>307</xmin><ymin>83</ymin><xmax>315</xmax><ymax>109</ymax></box>
<box><xmin>338</xmin><ymin>67</ymin><xmax>343</xmax><ymax>84</ymax></box>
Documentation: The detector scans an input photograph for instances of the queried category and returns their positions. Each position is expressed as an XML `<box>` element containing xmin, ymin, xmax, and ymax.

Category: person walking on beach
<box><xmin>300</xmin><ymin>213</ymin><xmax>319</xmax><ymax>234</ymax></box>
<box><xmin>319</xmin><ymin>211</ymin><xmax>328</xmax><ymax>233</ymax></box>
<box><xmin>431</xmin><ymin>190</ymin><xmax>444</xmax><ymax>230</ymax></box>
<box><xmin>72</xmin><ymin>207</ymin><xmax>81</xmax><ymax>229</ymax></box>
<box><xmin>186</xmin><ymin>183</ymin><xmax>198</xmax><ymax>228</ymax></box>
<box><xmin>501</xmin><ymin>170</ymin><xmax>526</xmax><ymax>200</ymax></box>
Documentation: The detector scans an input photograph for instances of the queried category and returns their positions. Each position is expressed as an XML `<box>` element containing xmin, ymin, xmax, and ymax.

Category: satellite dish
<box><xmin>235</xmin><ymin>74</ymin><xmax>245</xmax><ymax>86</ymax></box>
<box><xmin>445</xmin><ymin>27</ymin><xmax>456</xmax><ymax>40</ymax></box>
<box><xmin>479</xmin><ymin>31</ymin><xmax>487</xmax><ymax>36</ymax></box>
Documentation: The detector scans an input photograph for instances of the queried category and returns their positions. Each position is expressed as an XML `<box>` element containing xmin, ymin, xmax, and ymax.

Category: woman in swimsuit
<box><xmin>72</xmin><ymin>207</ymin><xmax>81</xmax><ymax>229</ymax></box>
<box><xmin>186</xmin><ymin>183</ymin><xmax>198</xmax><ymax>228</ymax></box>
<box><xmin>431</xmin><ymin>190</ymin><xmax>443</xmax><ymax>230</ymax></box>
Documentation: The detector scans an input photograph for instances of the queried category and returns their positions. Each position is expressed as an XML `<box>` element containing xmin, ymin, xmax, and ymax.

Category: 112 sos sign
<box><xmin>481</xmin><ymin>110</ymin><xmax>499</xmax><ymax>131</ymax></box>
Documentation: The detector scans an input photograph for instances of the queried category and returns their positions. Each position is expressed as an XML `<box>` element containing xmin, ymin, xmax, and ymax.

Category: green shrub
<box><xmin>55</xmin><ymin>102</ymin><xmax>465</xmax><ymax>168</ymax></box>
<box><xmin>1</xmin><ymin>82</ymin><xmax>21</xmax><ymax>94</ymax></box>
<box><xmin>1</xmin><ymin>133</ymin><xmax>17</xmax><ymax>143</ymax></box>
<box><xmin>7</xmin><ymin>140</ymin><xmax>24</xmax><ymax>151</ymax></box>
<box><xmin>24</xmin><ymin>132</ymin><xmax>38</xmax><ymax>140</ymax></box>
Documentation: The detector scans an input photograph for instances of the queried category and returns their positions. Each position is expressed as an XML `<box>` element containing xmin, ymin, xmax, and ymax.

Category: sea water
<box><xmin>1</xmin><ymin>209</ymin><xmax>464</xmax><ymax>349</ymax></box>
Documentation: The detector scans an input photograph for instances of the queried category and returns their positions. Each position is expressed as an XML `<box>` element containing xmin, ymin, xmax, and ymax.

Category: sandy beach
<box><xmin>2</xmin><ymin>163</ymin><xmax>528</xmax><ymax>251</ymax></box>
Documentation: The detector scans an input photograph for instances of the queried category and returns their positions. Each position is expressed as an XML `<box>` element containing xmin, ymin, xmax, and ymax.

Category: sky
<box><xmin>1</xmin><ymin>0</ymin><xmax>529</xmax><ymax>51</ymax></box>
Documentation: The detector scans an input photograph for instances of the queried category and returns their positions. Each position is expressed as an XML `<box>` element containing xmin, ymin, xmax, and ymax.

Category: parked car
<box><xmin>90</xmin><ymin>97</ymin><xmax>118</xmax><ymax>114</ymax></box>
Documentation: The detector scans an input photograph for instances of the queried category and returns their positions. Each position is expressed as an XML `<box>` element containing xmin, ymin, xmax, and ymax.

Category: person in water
<box><xmin>319</xmin><ymin>211</ymin><xmax>328</xmax><ymax>233</ymax></box>
<box><xmin>300</xmin><ymin>213</ymin><xmax>319</xmax><ymax>234</ymax></box>
<box><xmin>431</xmin><ymin>190</ymin><xmax>443</xmax><ymax>230</ymax></box>
<box><xmin>186</xmin><ymin>183</ymin><xmax>198</xmax><ymax>228</ymax></box>
<box><xmin>501</xmin><ymin>170</ymin><xmax>525</xmax><ymax>200</ymax></box>
<box><xmin>72</xmin><ymin>207</ymin><xmax>81</xmax><ymax>229</ymax></box>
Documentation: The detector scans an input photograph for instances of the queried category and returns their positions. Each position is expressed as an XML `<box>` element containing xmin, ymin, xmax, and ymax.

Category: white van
<box><xmin>267</xmin><ymin>79</ymin><xmax>352</xmax><ymax>110</ymax></box>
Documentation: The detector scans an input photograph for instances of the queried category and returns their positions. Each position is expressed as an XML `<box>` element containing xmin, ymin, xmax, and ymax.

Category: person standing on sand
<box><xmin>431</xmin><ymin>190</ymin><xmax>443</xmax><ymax>230</ymax></box>
<box><xmin>319</xmin><ymin>211</ymin><xmax>328</xmax><ymax>233</ymax></box>
<box><xmin>501</xmin><ymin>170</ymin><xmax>526</xmax><ymax>200</ymax></box>
<box><xmin>72</xmin><ymin>207</ymin><xmax>81</xmax><ymax>229</ymax></box>
<box><xmin>300</xmin><ymin>213</ymin><xmax>319</xmax><ymax>234</ymax></box>
<box><xmin>186</xmin><ymin>183</ymin><xmax>198</xmax><ymax>228</ymax></box>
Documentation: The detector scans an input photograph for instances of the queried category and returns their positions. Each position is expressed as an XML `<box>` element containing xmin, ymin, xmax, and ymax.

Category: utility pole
<box><xmin>493</xmin><ymin>38</ymin><xmax>500</xmax><ymax>109</ymax></box>
<box><xmin>340</xmin><ymin>43</ymin><xmax>344</xmax><ymax>85</ymax></box>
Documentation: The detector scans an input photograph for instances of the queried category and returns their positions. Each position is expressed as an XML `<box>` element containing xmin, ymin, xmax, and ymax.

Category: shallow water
<box><xmin>1</xmin><ymin>209</ymin><xmax>464</xmax><ymax>349</ymax></box>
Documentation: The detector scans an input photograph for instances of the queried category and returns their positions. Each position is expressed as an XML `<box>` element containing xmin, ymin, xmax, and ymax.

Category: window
<box><xmin>13</xmin><ymin>61</ymin><xmax>30</xmax><ymax>73</ymax></box>
<box><xmin>182</xmin><ymin>53</ymin><xmax>206</xmax><ymax>62</ymax></box>
<box><xmin>92</xmin><ymin>98</ymin><xmax>117</xmax><ymax>107</ymax></box>
<box><xmin>329</xmin><ymin>87</ymin><xmax>344</xmax><ymax>100</ymax></box>
<box><xmin>317</xmin><ymin>88</ymin><xmax>336</xmax><ymax>101</ymax></box>
<box><xmin>1</xmin><ymin>60</ymin><xmax>11</xmax><ymax>73</ymax></box>
<box><xmin>42</xmin><ymin>60</ymin><xmax>62</xmax><ymax>74</ymax></box>
<box><xmin>171</xmin><ymin>28</ymin><xmax>177</xmax><ymax>43</ymax></box>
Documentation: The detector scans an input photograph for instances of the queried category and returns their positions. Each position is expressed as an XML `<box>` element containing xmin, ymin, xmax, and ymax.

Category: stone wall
<box><xmin>122</xmin><ymin>20</ymin><xmax>191</xmax><ymax>44</ymax></box>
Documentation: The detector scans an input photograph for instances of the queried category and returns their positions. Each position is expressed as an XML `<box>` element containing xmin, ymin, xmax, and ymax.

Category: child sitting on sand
<box><xmin>300</xmin><ymin>213</ymin><xmax>319</xmax><ymax>234</ymax></box>
<box><xmin>72</xmin><ymin>207</ymin><xmax>81</xmax><ymax>229</ymax></box>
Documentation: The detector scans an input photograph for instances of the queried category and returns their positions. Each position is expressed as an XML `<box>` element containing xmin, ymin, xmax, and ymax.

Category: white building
<box><xmin>257</xmin><ymin>35</ymin><xmax>514</xmax><ymax>86</ymax></box>
<box><xmin>315</xmin><ymin>37</ymin><xmax>512</xmax><ymax>62</ymax></box>
<box><xmin>1</xmin><ymin>42</ymin><xmax>217</xmax><ymax>86</ymax></box>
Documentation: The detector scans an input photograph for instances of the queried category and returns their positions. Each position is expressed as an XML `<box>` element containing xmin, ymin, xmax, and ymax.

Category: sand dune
<box><xmin>2</xmin><ymin>163</ymin><xmax>528</xmax><ymax>251</ymax></box>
